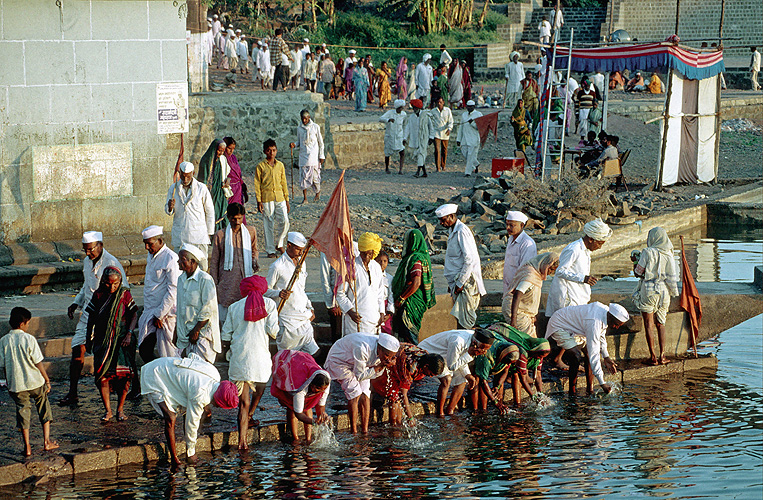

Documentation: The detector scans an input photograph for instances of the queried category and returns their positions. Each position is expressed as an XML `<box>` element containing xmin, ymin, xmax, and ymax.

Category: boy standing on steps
<box><xmin>0</xmin><ymin>307</ymin><xmax>59</xmax><ymax>457</ymax></box>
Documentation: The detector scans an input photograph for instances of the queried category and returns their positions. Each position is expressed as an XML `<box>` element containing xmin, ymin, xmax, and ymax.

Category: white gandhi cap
<box><xmin>609</xmin><ymin>303</ymin><xmax>630</xmax><ymax>323</ymax></box>
<box><xmin>377</xmin><ymin>333</ymin><xmax>400</xmax><ymax>352</ymax></box>
<box><xmin>287</xmin><ymin>231</ymin><xmax>308</xmax><ymax>247</ymax></box>
<box><xmin>179</xmin><ymin>243</ymin><xmax>205</xmax><ymax>262</ymax></box>
<box><xmin>82</xmin><ymin>231</ymin><xmax>102</xmax><ymax>244</ymax></box>
<box><xmin>505</xmin><ymin>211</ymin><xmax>528</xmax><ymax>223</ymax></box>
<box><xmin>466</xmin><ymin>99</ymin><xmax>475</xmax><ymax>106</ymax></box>
<box><xmin>142</xmin><ymin>225</ymin><xmax>163</xmax><ymax>239</ymax></box>
<box><xmin>394</xmin><ymin>99</ymin><xmax>405</xmax><ymax>108</ymax></box>
<box><xmin>435</xmin><ymin>203</ymin><xmax>458</xmax><ymax>218</ymax></box>
<box><xmin>179</xmin><ymin>161</ymin><xmax>195</xmax><ymax>173</ymax></box>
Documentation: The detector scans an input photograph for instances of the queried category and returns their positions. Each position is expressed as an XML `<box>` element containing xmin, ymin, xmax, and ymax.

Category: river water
<box><xmin>5</xmin><ymin>316</ymin><xmax>761</xmax><ymax>499</ymax></box>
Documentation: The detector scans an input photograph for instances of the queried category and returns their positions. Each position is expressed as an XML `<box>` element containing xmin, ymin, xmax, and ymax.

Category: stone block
<box><xmin>258</xmin><ymin>424</ymin><xmax>281</xmax><ymax>442</ymax></box>
<box><xmin>82</xmin><ymin>197</ymin><xmax>145</xmax><ymax>236</ymax></box>
<box><xmin>148</xmin><ymin>0</ymin><xmax>184</xmax><ymax>39</ymax></box>
<box><xmin>7</xmin><ymin>86</ymin><xmax>51</xmax><ymax>125</ymax></box>
<box><xmin>131</xmin><ymin>82</ymin><xmax>158</xmax><ymax>122</ymax></box>
<box><xmin>26</xmin><ymin>41</ymin><xmax>75</xmax><ymax>86</ymax></box>
<box><xmin>0</xmin><ymin>202</ymin><xmax>33</xmax><ymax>242</ymax></box>
<box><xmin>3</xmin><ymin>1</ymin><xmax>60</xmax><ymax>40</ymax></box>
<box><xmin>8</xmin><ymin>242</ymin><xmax>59</xmax><ymax>265</ymax></box>
<box><xmin>91</xmin><ymin>0</ymin><xmax>149</xmax><ymax>40</ymax></box>
<box><xmin>161</xmin><ymin>41</ymin><xmax>188</xmax><ymax>81</ymax></box>
<box><xmin>0</xmin><ymin>463</ymin><xmax>30</xmax><ymax>486</ymax></box>
<box><xmin>91</xmin><ymin>84</ymin><xmax>133</xmax><ymax>121</ymax></box>
<box><xmin>55</xmin><ymin>239</ymin><xmax>85</xmax><ymax>261</ymax></box>
<box><xmin>108</xmin><ymin>41</ymin><xmax>161</xmax><ymax>83</ymax></box>
<box><xmin>50</xmin><ymin>85</ymin><xmax>92</xmax><ymax>124</ymax></box>
<box><xmin>0</xmin><ymin>42</ymin><xmax>25</xmax><ymax>85</ymax></box>
<box><xmin>30</xmin><ymin>200</ymin><xmax>83</xmax><ymax>242</ymax></box>
<box><xmin>117</xmin><ymin>445</ymin><xmax>150</xmax><ymax>466</ymax></box>
<box><xmin>70</xmin><ymin>449</ymin><xmax>117</xmax><ymax>474</ymax></box>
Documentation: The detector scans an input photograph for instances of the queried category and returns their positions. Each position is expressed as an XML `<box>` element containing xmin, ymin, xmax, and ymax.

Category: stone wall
<box><xmin>602</xmin><ymin>0</ymin><xmax>763</xmax><ymax>59</ymax></box>
<box><xmin>522</xmin><ymin>7</ymin><xmax>607</xmax><ymax>45</ymax></box>
<box><xmin>325</xmin><ymin>122</ymin><xmax>386</xmax><ymax>169</ymax></box>
<box><xmin>0</xmin><ymin>0</ymin><xmax>187</xmax><ymax>243</ymax></box>
<box><xmin>474</xmin><ymin>43</ymin><xmax>512</xmax><ymax>78</ymax></box>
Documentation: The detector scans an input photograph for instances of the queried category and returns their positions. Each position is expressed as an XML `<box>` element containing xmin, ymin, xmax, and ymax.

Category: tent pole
<box><xmin>656</xmin><ymin>69</ymin><xmax>674</xmax><ymax>190</ymax></box>
<box><xmin>603</xmin><ymin>71</ymin><xmax>609</xmax><ymax>132</ymax></box>
<box><xmin>718</xmin><ymin>0</ymin><xmax>725</xmax><ymax>45</ymax></box>
<box><xmin>674</xmin><ymin>0</ymin><xmax>681</xmax><ymax>34</ymax></box>
<box><xmin>713</xmin><ymin>0</ymin><xmax>725</xmax><ymax>183</ymax></box>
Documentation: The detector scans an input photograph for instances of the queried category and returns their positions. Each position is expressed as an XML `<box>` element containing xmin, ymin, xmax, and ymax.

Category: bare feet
<box><xmin>238</xmin><ymin>443</ymin><xmax>249</xmax><ymax>451</ymax></box>
<box><xmin>658</xmin><ymin>356</ymin><xmax>669</xmax><ymax>365</ymax></box>
<box><xmin>313</xmin><ymin>193</ymin><xmax>320</xmax><ymax>202</ymax></box>
<box><xmin>101</xmin><ymin>411</ymin><xmax>113</xmax><ymax>423</ymax></box>
<box><xmin>44</xmin><ymin>441</ymin><xmax>59</xmax><ymax>452</ymax></box>
<box><xmin>645</xmin><ymin>357</ymin><xmax>659</xmax><ymax>366</ymax></box>
<box><xmin>117</xmin><ymin>411</ymin><xmax>128</xmax><ymax>422</ymax></box>
<box><xmin>554</xmin><ymin>360</ymin><xmax>570</xmax><ymax>371</ymax></box>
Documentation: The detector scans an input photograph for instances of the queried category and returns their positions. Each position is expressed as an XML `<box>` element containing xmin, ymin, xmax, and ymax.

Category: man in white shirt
<box><xmin>418</xmin><ymin>328</ymin><xmax>494</xmax><ymax>416</ymax></box>
<box><xmin>504</xmin><ymin>51</ymin><xmax>524</xmax><ymax>110</ymax></box>
<box><xmin>59</xmin><ymin>231</ymin><xmax>128</xmax><ymax>406</ymax></box>
<box><xmin>436</xmin><ymin>203</ymin><xmax>486</xmax><ymax>328</ymax></box>
<box><xmin>224</xmin><ymin>31</ymin><xmax>239</xmax><ymax>72</ymax></box>
<box><xmin>379</xmin><ymin>99</ymin><xmax>407</xmax><ymax>174</ymax></box>
<box><xmin>501</xmin><ymin>211</ymin><xmax>537</xmax><ymax>322</ymax></box>
<box><xmin>750</xmin><ymin>46</ymin><xmax>761</xmax><ymax>91</ymax></box>
<box><xmin>456</xmin><ymin>100</ymin><xmax>482</xmax><ymax>176</ymax></box>
<box><xmin>405</xmin><ymin>98</ymin><xmax>431</xmax><ymax>178</ymax></box>
<box><xmin>591</xmin><ymin>70</ymin><xmax>605</xmax><ymax>95</ymax></box>
<box><xmin>545</xmin><ymin>302</ymin><xmax>628</xmax><ymax>395</ymax></box>
<box><xmin>538</xmin><ymin>16</ymin><xmax>551</xmax><ymax>45</ymax></box>
<box><xmin>290</xmin><ymin>109</ymin><xmax>325</xmax><ymax>204</ymax></box>
<box><xmin>552</xmin><ymin>5</ymin><xmax>564</xmax><ymax>32</ymax></box>
<box><xmin>221</xmin><ymin>275</ymin><xmax>279</xmax><ymax>450</ymax></box>
<box><xmin>415</xmin><ymin>53</ymin><xmax>434</xmax><ymax>108</ymax></box>
<box><xmin>141</xmin><ymin>354</ymin><xmax>239</xmax><ymax>467</ymax></box>
<box><xmin>440</xmin><ymin>44</ymin><xmax>453</xmax><ymax>67</ymax></box>
<box><xmin>166</xmin><ymin>161</ymin><xmax>215</xmax><ymax>271</ymax></box>
<box><xmin>324</xmin><ymin>332</ymin><xmax>399</xmax><ymax>433</ymax></box>
<box><xmin>176</xmin><ymin>244</ymin><xmax>221</xmax><ymax>364</ymax></box>
<box><xmin>265</xmin><ymin>232</ymin><xmax>318</xmax><ymax>354</ymax></box>
<box><xmin>237</xmin><ymin>34</ymin><xmax>250</xmax><ymax>74</ymax></box>
<box><xmin>429</xmin><ymin>97</ymin><xmax>454</xmax><ymax>172</ymax></box>
<box><xmin>320</xmin><ymin>252</ymin><xmax>341</xmax><ymax>341</ymax></box>
<box><xmin>336</xmin><ymin>232</ymin><xmax>388</xmax><ymax>336</ymax></box>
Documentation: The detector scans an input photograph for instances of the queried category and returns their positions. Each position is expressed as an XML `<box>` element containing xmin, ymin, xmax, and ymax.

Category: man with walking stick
<box><xmin>290</xmin><ymin>109</ymin><xmax>325</xmax><ymax>204</ymax></box>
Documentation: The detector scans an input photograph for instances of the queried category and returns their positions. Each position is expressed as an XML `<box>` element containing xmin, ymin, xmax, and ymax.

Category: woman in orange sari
<box><xmin>377</xmin><ymin>61</ymin><xmax>393</xmax><ymax>108</ymax></box>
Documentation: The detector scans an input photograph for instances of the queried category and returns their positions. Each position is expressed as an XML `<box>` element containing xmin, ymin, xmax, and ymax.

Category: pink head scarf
<box><xmin>213</xmin><ymin>380</ymin><xmax>239</xmax><ymax>409</ymax></box>
<box><xmin>239</xmin><ymin>275</ymin><xmax>268</xmax><ymax>322</ymax></box>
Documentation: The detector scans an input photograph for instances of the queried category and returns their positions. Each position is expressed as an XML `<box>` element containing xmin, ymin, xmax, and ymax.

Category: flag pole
<box><xmin>171</xmin><ymin>133</ymin><xmax>184</xmax><ymax>204</ymax></box>
<box><xmin>680</xmin><ymin>235</ymin><xmax>698</xmax><ymax>358</ymax></box>
<box><xmin>277</xmin><ymin>240</ymin><xmax>313</xmax><ymax>313</ymax></box>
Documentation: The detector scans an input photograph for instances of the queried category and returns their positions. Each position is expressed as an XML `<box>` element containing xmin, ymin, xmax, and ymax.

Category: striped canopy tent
<box><xmin>553</xmin><ymin>43</ymin><xmax>725</xmax><ymax>187</ymax></box>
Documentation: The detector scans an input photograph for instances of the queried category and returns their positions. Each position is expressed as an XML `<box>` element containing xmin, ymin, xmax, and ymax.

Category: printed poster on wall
<box><xmin>156</xmin><ymin>82</ymin><xmax>189</xmax><ymax>134</ymax></box>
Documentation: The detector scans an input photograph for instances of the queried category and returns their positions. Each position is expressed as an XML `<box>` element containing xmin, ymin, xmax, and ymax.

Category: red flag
<box><xmin>310</xmin><ymin>170</ymin><xmax>355</xmax><ymax>295</ymax></box>
<box><xmin>679</xmin><ymin>236</ymin><xmax>702</xmax><ymax>351</ymax></box>
<box><xmin>475</xmin><ymin>112</ymin><xmax>499</xmax><ymax>146</ymax></box>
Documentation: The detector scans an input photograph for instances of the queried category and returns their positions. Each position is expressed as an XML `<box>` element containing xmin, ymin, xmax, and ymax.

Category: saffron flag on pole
<box><xmin>678</xmin><ymin>235</ymin><xmax>702</xmax><ymax>354</ymax></box>
<box><xmin>310</xmin><ymin>170</ymin><xmax>355</xmax><ymax>295</ymax></box>
<box><xmin>475</xmin><ymin>112</ymin><xmax>499</xmax><ymax>146</ymax></box>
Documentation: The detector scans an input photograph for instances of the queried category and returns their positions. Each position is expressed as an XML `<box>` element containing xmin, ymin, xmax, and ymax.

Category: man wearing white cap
<box><xmin>456</xmin><ymin>100</ymin><xmax>483</xmax><ymax>177</ymax></box>
<box><xmin>137</xmin><ymin>226</ymin><xmax>181</xmax><ymax>368</ymax></box>
<box><xmin>205</xmin><ymin>20</ymin><xmax>215</xmax><ymax>66</ymax></box>
<box><xmin>429</xmin><ymin>97</ymin><xmax>454</xmax><ymax>172</ymax></box>
<box><xmin>546</xmin><ymin>218</ymin><xmax>612</xmax><ymax>367</ymax></box>
<box><xmin>290</xmin><ymin>109</ymin><xmax>325</xmax><ymax>204</ymax></box>
<box><xmin>212</xmin><ymin>15</ymin><xmax>222</xmax><ymax>66</ymax></box>
<box><xmin>237</xmin><ymin>34</ymin><xmax>250</xmax><ymax>75</ymax></box>
<box><xmin>166</xmin><ymin>161</ymin><xmax>215</xmax><ymax>272</ymax></box>
<box><xmin>324</xmin><ymin>332</ymin><xmax>399</xmax><ymax>433</ymax></box>
<box><xmin>346</xmin><ymin>49</ymin><xmax>357</xmax><ymax>67</ymax></box>
<box><xmin>504</xmin><ymin>51</ymin><xmax>524</xmax><ymax>110</ymax></box>
<box><xmin>501</xmin><ymin>211</ymin><xmax>537</xmax><ymax>322</ymax></box>
<box><xmin>418</xmin><ymin>328</ymin><xmax>495</xmax><ymax>416</ymax></box>
<box><xmin>379</xmin><ymin>99</ymin><xmax>407</xmax><ymax>174</ymax></box>
<box><xmin>264</xmin><ymin>232</ymin><xmax>318</xmax><ymax>354</ymax></box>
<box><xmin>299</xmin><ymin>39</ymin><xmax>312</xmax><ymax>87</ymax></box>
<box><xmin>415</xmin><ymin>54</ymin><xmax>434</xmax><ymax>107</ymax></box>
<box><xmin>256</xmin><ymin>42</ymin><xmax>272</xmax><ymax>88</ymax></box>
<box><xmin>405</xmin><ymin>98</ymin><xmax>431</xmax><ymax>178</ymax></box>
<box><xmin>176</xmin><ymin>244</ymin><xmax>221</xmax><ymax>364</ymax></box>
<box><xmin>225</xmin><ymin>31</ymin><xmax>239</xmax><ymax>72</ymax></box>
<box><xmin>435</xmin><ymin>204</ymin><xmax>486</xmax><ymax>328</ymax></box>
<box><xmin>58</xmin><ymin>231</ymin><xmax>128</xmax><ymax>406</ymax></box>
<box><xmin>545</xmin><ymin>302</ymin><xmax>627</xmax><ymax>395</ymax></box>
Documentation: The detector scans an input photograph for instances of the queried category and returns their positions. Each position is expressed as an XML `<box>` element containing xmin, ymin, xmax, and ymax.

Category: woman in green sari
<box><xmin>510</xmin><ymin>99</ymin><xmax>533</xmax><ymax>152</ymax></box>
<box><xmin>521</xmin><ymin>80</ymin><xmax>539</xmax><ymax>130</ymax></box>
<box><xmin>391</xmin><ymin>229</ymin><xmax>436</xmax><ymax>344</ymax></box>
<box><xmin>197</xmin><ymin>138</ymin><xmax>231</xmax><ymax>232</ymax></box>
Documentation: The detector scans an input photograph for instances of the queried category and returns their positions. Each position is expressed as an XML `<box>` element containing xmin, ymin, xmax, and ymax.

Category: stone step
<box><xmin>42</xmin><ymin>355</ymin><xmax>93</xmax><ymax>379</ymax></box>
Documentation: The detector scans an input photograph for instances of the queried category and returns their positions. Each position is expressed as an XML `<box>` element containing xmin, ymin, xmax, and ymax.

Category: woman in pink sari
<box><xmin>223</xmin><ymin>137</ymin><xmax>246</xmax><ymax>224</ymax></box>
<box><xmin>396</xmin><ymin>57</ymin><xmax>408</xmax><ymax>100</ymax></box>
<box><xmin>271</xmin><ymin>350</ymin><xmax>331</xmax><ymax>444</ymax></box>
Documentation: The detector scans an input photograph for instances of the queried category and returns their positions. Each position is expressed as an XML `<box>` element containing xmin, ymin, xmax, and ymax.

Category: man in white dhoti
<box><xmin>324</xmin><ymin>332</ymin><xmax>399</xmax><ymax>433</ymax></box>
<box><xmin>204</xmin><ymin>20</ymin><xmax>214</xmax><ymax>65</ymax></box>
<box><xmin>141</xmin><ymin>354</ymin><xmax>238</xmax><ymax>467</ymax></box>
<box><xmin>504</xmin><ymin>51</ymin><xmax>524</xmax><ymax>110</ymax></box>
<box><xmin>265</xmin><ymin>232</ymin><xmax>318</xmax><ymax>354</ymax></box>
<box><xmin>456</xmin><ymin>100</ymin><xmax>482</xmax><ymax>176</ymax></box>
<box><xmin>176</xmin><ymin>244</ymin><xmax>221</xmax><ymax>364</ymax></box>
<box><xmin>137</xmin><ymin>225</ymin><xmax>181</xmax><ymax>366</ymax></box>
<box><xmin>257</xmin><ymin>43</ymin><xmax>272</xmax><ymax>89</ymax></box>
<box><xmin>166</xmin><ymin>161</ymin><xmax>215</xmax><ymax>271</ymax></box>
<box><xmin>415</xmin><ymin>53</ymin><xmax>433</xmax><ymax>108</ymax></box>
<box><xmin>221</xmin><ymin>275</ymin><xmax>278</xmax><ymax>450</ymax></box>
<box><xmin>418</xmin><ymin>328</ymin><xmax>494</xmax><ymax>416</ymax></box>
<box><xmin>336</xmin><ymin>232</ymin><xmax>389</xmax><ymax>336</ymax></box>
<box><xmin>225</xmin><ymin>31</ymin><xmax>239</xmax><ymax>72</ymax></box>
<box><xmin>546</xmin><ymin>218</ymin><xmax>612</xmax><ymax>368</ymax></box>
<box><xmin>290</xmin><ymin>109</ymin><xmax>325</xmax><ymax>204</ymax></box>
<box><xmin>545</xmin><ymin>302</ymin><xmax>627</xmax><ymax>395</ymax></box>
<box><xmin>237</xmin><ymin>34</ymin><xmax>250</xmax><ymax>74</ymax></box>
<box><xmin>58</xmin><ymin>231</ymin><xmax>128</xmax><ymax>406</ymax></box>
<box><xmin>436</xmin><ymin>204</ymin><xmax>486</xmax><ymax>329</ymax></box>
<box><xmin>501</xmin><ymin>211</ymin><xmax>537</xmax><ymax>323</ymax></box>
<box><xmin>405</xmin><ymin>98</ymin><xmax>431</xmax><ymax>178</ymax></box>
<box><xmin>379</xmin><ymin>99</ymin><xmax>407</xmax><ymax>174</ymax></box>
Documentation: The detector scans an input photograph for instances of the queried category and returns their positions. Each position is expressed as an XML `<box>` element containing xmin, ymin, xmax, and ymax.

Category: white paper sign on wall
<box><xmin>156</xmin><ymin>82</ymin><xmax>189</xmax><ymax>134</ymax></box>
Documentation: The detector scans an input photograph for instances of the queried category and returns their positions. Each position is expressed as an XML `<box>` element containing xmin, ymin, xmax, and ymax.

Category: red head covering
<box><xmin>213</xmin><ymin>380</ymin><xmax>239</xmax><ymax>409</ymax></box>
<box><xmin>239</xmin><ymin>275</ymin><xmax>269</xmax><ymax>322</ymax></box>
<box><xmin>410</xmin><ymin>99</ymin><xmax>423</xmax><ymax>109</ymax></box>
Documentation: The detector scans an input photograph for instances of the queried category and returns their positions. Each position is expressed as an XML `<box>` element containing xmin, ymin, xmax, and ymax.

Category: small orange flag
<box><xmin>475</xmin><ymin>112</ymin><xmax>499</xmax><ymax>147</ymax></box>
<box><xmin>679</xmin><ymin>236</ymin><xmax>702</xmax><ymax>350</ymax></box>
<box><xmin>310</xmin><ymin>170</ymin><xmax>355</xmax><ymax>294</ymax></box>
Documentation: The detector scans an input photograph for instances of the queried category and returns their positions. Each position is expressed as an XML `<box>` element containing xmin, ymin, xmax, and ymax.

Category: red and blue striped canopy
<box><xmin>553</xmin><ymin>43</ymin><xmax>724</xmax><ymax>80</ymax></box>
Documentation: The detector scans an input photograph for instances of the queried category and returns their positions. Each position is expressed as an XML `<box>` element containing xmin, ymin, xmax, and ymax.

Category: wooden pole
<box><xmin>277</xmin><ymin>240</ymin><xmax>312</xmax><ymax>313</ymax></box>
<box><xmin>718</xmin><ymin>0</ymin><xmax>725</xmax><ymax>46</ymax></box>
<box><xmin>289</xmin><ymin>144</ymin><xmax>295</xmax><ymax>200</ymax></box>
<box><xmin>656</xmin><ymin>70</ymin><xmax>673</xmax><ymax>190</ymax></box>
<box><xmin>674</xmin><ymin>0</ymin><xmax>681</xmax><ymax>34</ymax></box>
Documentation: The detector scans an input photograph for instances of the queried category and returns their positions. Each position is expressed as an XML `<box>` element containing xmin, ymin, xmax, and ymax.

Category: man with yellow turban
<box><xmin>336</xmin><ymin>232</ymin><xmax>391</xmax><ymax>336</ymax></box>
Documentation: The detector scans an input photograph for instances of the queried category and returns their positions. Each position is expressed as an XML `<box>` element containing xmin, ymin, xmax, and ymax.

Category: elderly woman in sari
<box><xmin>86</xmin><ymin>267</ymin><xmax>139</xmax><ymax>422</ymax></box>
<box><xmin>447</xmin><ymin>59</ymin><xmax>463</xmax><ymax>109</ymax></box>
<box><xmin>197</xmin><ymin>138</ymin><xmax>231</xmax><ymax>232</ymax></box>
<box><xmin>396</xmin><ymin>57</ymin><xmax>408</xmax><ymax>100</ymax></box>
<box><xmin>632</xmin><ymin>227</ymin><xmax>679</xmax><ymax>365</ymax></box>
<box><xmin>223</xmin><ymin>137</ymin><xmax>246</xmax><ymax>224</ymax></box>
<box><xmin>271</xmin><ymin>350</ymin><xmax>330</xmax><ymax>444</ymax></box>
<box><xmin>391</xmin><ymin>229</ymin><xmax>436</xmax><ymax>344</ymax></box>
<box><xmin>353</xmin><ymin>59</ymin><xmax>370</xmax><ymax>112</ymax></box>
<box><xmin>511</xmin><ymin>99</ymin><xmax>533</xmax><ymax>152</ymax></box>
<box><xmin>370</xmin><ymin>343</ymin><xmax>444</xmax><ymax>425</ymax></box>
<box><xmin>504</xmin><ymin>252</ymin><xmax>559</xmax><ymax>338</ymax></box>
<box><xmin>376</xmin><ymin>61</ymin><xmax>393</xmax><ymax>108</ymax></box>
<box><xmin>521</xmin><ymin>75</ymin><xmax>539</xmax><ymax>129</ymax></box>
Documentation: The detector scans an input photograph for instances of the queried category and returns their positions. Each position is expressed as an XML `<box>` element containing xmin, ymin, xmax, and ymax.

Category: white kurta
<box><xmin>221</xmin><ymin>296</ymin><xmax>279</xmax><ymax>383</ymax></box>
<box><xmin>295</xmin><ymin>121</ymin><xmax>325</xmax><ymax>167</ymax></box>
<box><xmin>71</xmin><ymin>249</ymin><xmax>128</xmax><ymax>347</ymax></box>
<box><xmin>444</xmin><ymin>220</ymin><xmax>486</xmax><ymax>294</ymax></box>
<box><xmin>336</xmin><ymin>257</ymin><xmax>386</xmax><ymax>336</ymax></box>
<box><xmin>264</xmin><ymin>253</ymin><xmax>315</xmax><ymax>352</ymax></box>
<box><xmin>429</xmin><ymin>106</ymin><xmax>454</xmax><ymax>140</ymax></box>
<box><xmin>379</xmin><ymin>109</ymin><xmax>407</xmax><ymax>156</ymax></box>
<box><xmin>140</xmin><ymin>354</ymin><xmax>220</xmax><ymax>457</ymax></box>
<box><xmin>165</xmin><ymin>179</ymin><xmax>215</xmax><ymax>248</ymax></box>
<box><xmin>502</xmin><ymin>231</ymin><xmax>537</xmax><ymax>297</ymax></box>
<box><xmin>418</xmin><ymin>329</ymin><xmax>474</xmax><ymax>385</ymax></box>
<box><xmin>545</xmin><ymin>302</ymin><xmax>610</xmax><ymax>385</ymax></box>
<box><xmin>414</xmin><ymin>62</ymin><xmax>432</xmax><ymax>97</ymax></box>
<box><xmin>176</xmin><ymin>268</ymin><xmax>221</xmax><ymax>362</ymax></box>
<box><xmin>405</xmin><ymin>110</ymin><xmax>430</xmax><ymax>166</ymax></box>
<box><xmin>138</xmin><ymin>244</ymin><xmax>181</xmax><ymax>356</ymax></box>
<box><xmin>545</xmin><ymin>238</ymin><xmax>591</xmax><ymax>317</ymax></box>
<box><xmin>504</xmin><ymin>62</ymin><xmax>525</xmax><ymax>94</ymax></box>
<box><xmin>324</xmin><ymin>333</ymin><xmax>382</xmax><ymax>400</ymax></box>
<box><xmin>457</xmin><ymin>109</ymin><xmax>483</xmax><ymax>175</ymax></box>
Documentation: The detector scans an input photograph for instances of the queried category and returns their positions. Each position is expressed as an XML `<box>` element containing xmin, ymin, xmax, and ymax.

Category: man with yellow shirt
<box><xmin>254</xmin><ymin>139</ymin><xmax>290</xmax><ymax>257</ymax></box>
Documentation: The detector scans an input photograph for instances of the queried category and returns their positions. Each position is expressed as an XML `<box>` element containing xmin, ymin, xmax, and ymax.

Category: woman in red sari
<box><xmin>461</xmin><ymin>60</ymin><xmax>473</xmax><ymax>108</ymax></box>
<box><xmin>370</xmin><ymin>343</ymin><xmax>444</xmax><ymax>425</ymax></box>
<box><xmin>223</xmin><ymin>137</ymin><xmax>246</xmax><ymax>224</ymax></box>
<box><xmin>271</xmin><ymin>350</ymin><xmax>330</xmax><ymax>444</ymax></box>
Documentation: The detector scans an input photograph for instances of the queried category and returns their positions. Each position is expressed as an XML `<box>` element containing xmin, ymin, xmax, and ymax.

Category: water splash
<box><xmin>526</xmin><ymin>393</ymin><xmax>556</xmax><ymax>412</ymax></box>
<box><xmin>402</xmin><ymin>418</ymin><xmax>433</xmax><ymax>449</ymax></box>
<box><xmin>599</xmin><ymin>382</ymin><xmax>623</xmax><ymax>399</ymax></box>
<box><xmin>311</xmin><ymin>421</ymin><xmax>340</xmax><ymax>450</ymax></box>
